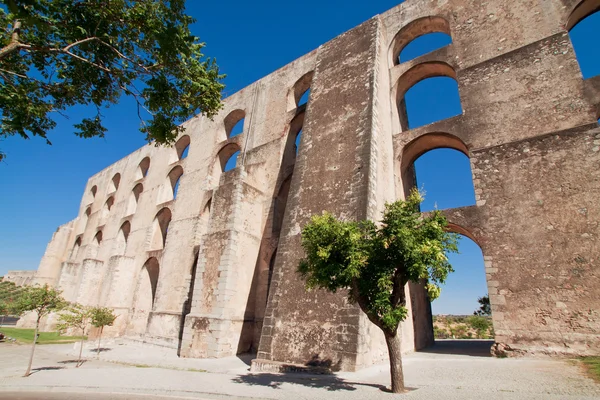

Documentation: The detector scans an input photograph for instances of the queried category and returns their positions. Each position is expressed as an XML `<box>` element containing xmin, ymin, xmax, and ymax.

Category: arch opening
<box><xmin>110</xmin><ymin>173</ymin><xmax>121</xmax><ymax>192</ymax></box>
<box><xmin>126</xmin><ymin>183</ymin><xmax>144</xmax><ymax>215</ymax></box>
<box><xmin>430</xmin><ymin>234</ymin><xmax>493</xmax><ymax>343</ymax></box>
<box><xmin>149</xmin><ymin>208</ymin><xmax>172</xmax><ymax>250</ymax></box>
<box><xmin>70</xmin><ymin>236</ymin><xmax>82</xmax><ymax>260</ymax></box>
<box><xmin>88</xmin><ymin>230</ymin><xmax>103</xmax><ymax>259</ymax></box>
<box><xmin>390</xmin><ymin>16</ymin><xmax>452</xmax><ymax>66</ymax></box>
<box><xmin>137</xmin><ymin>157</ymin><xmax>151</xmax><ymax>180</ymax></box>
<box><xmin>105</xmin><ymin>196</ymin><xmax>114</xmax><ymax>212</ymax></box>
<box><xmin>115</xmin><ymin>221</ymin><xmax>131</xmax><ymax>255</ymax></box>
<box><xmin>394</xmin><ymin>62</ymin><xmax>462</xmax><ymax>131</ymax></box>
<box><xmin>289</xmin><ymin>71</ymin><xmax>314</xmax><ymax>110</ymax></box>
<box><xmin>224</xmin><ymin>109</ymin><xmax>246</xmax><ymax>138</ymax></box>
<box><xmin>89</xmin><ymin>185</ymin><xmax>98</xmax><ymax>203</ymax></box>
<box><xmin>159</xmin><ymin>166</ymin><xmax>183</xmax><ymax>203</ymax></box>
<box><xmin>224</xmin><ymin>151</ymin><xmax>240</xmax><ymax>172</ymax></box>
<box><xmin>172</xmin><ymin>135</ymin><xmax>191</xmax><ymax>162</ymax></box>
<box><xmin>129</xmin><ymin>257</ymin><xmax>160</xmax><ymax>336</ymax></box>
<box><xmin>568</xmin><ymin>1</ymin><xmax>600</xmax><ymax>79</ymax></box>
<box><xmin>400</xmin><ymin>32</ymin><xmax>452</xmax><ymax>63</ymax></box>
<box><xmin>400</xmin><ymin>133</ymin><xmax>474</xmax><ymax>210</ymax></box>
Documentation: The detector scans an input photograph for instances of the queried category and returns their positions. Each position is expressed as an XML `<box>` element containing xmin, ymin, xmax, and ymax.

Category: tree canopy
<box><xmin>298</xmin><ymin>190</ymin><xmax>458</xmax><ymax>392</ymax></box>
<box><xmin>0</xmin><ymin>0</ymin><xmax>225</xmax><ymax>160</ymax></box>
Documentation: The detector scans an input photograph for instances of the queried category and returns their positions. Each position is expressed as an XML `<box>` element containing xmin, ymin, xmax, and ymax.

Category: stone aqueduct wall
<box><xmin>22</xmin><ymin>0</ymin><xmax>600</xmax><ymax>370</ymax></box>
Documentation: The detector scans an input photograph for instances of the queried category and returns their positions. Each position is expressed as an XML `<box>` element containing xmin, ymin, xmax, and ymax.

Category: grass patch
<box><xmin>580</xmin><ymin>357</ymin><xmax>600</xmax><ymax>382</ymax></box>
<box><xmin>0</xmin><ymin>327</ymin><xmax>86</xmax><ymax>344</ymax></box>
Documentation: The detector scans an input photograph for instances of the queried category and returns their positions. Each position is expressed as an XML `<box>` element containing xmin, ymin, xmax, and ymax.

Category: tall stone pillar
<box><xmin>252</xmin><ymin>17</ymin><xmax>409</xmax><ymax>372</ymax></box>
<box><xmin>180</xmin><ymin>168</ymin><xmax>265</xmax><ymax>358</ymax></box>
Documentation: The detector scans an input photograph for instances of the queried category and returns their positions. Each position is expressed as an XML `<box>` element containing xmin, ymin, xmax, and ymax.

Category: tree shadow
<box><xmin>89</xmin><ymin>347</ymin><xmax>112</xmax><ymax>353</ymax></box>
<box><xmin>419</xmin><ymin>339</ymin><xmax>493</xmax><ymax>357</ymax></box>
<box><xmin>28</xmin><ymin>366</ymin><xmax>66</xmax><ymax>375</ymax></box>
<box><xmin>57</xmin><ymin>359</ymin><xmax>88</xmax><ymax>365</ymax></box>
<box><xmin>232</xmin><ymin>373</ymin><xmax>386</xmax><ymax>392</ymax></box>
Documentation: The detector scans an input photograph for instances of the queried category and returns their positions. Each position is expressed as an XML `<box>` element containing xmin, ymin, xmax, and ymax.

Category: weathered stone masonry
<box><xmin>20</xmin><ymin>0</ymin><xmax>600</xmax><ymax>370</ymax></box>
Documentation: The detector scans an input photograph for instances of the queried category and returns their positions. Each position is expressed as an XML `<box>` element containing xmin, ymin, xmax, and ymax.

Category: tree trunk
<box><xmin>97</xmin><ymin>326</ymin><xmax>103</xmax><ymax>358</ymax></box>
<box><xmin>23</xmin><ymin>316</ymin><xmax>39</xmax><ymax>377</ymax></box>
<box><xmin>384</xmin><ymin>331</ymin><xmax>406</xmax><ymax>393</ymax></box>
<box><xmin>77</xmin><ymin>332</ymin><xmax>85</xmax><ymax>367</ymax></box>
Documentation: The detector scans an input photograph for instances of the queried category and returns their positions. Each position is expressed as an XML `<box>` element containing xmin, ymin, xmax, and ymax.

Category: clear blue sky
<box><xmin>0</xmin><ymin>1</ymin><xmax>598</xmax><ymax>315</ymax></box>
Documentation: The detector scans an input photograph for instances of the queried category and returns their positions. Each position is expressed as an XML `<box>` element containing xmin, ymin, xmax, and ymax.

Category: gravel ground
<box><xmin>0</xmin><ymin>340</ymin><xmax>598</xmax><ymax>400</ymax></box>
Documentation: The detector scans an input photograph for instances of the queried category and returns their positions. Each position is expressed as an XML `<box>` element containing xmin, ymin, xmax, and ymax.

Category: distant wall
<box><xmin>2</xmin><ymin>271</ymin><xmax>36</xmax><ymax>287</ymax></box>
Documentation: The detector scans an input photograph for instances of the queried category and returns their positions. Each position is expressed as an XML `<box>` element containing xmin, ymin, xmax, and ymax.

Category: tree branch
<box><xmin>351</xmin><ymin>278</ymin><xmax>385</xmax><ymax>332</ymax></box>
<box><xmin>0</xmin><ymin>20</ymin><xmax>31</xmax><ymax>60</ymax></box>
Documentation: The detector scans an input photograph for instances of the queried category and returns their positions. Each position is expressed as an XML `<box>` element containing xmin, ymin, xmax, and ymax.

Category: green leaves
<box><xmin>0</xmin><ymin>0</ymin><xmax>225</xmax><ymax>152</ymax></box>
<box><xmin>298</xmin><ymin>189</ymin><xmax>459</xmax><ymax>335</ymax></box>
<box><xmin>11</xmin><ymin>284</ymin><xmax>67</xmax><ymax>318</ymax></box>
<box><xmin>56</xmin><ymin>303</ymin><xmax>93</xmax><ymax>334</ymax></box>
<box><xmin>90</xmin><ymin>306</ymin><xmax>117</xmax><ymax>328</ymax></box>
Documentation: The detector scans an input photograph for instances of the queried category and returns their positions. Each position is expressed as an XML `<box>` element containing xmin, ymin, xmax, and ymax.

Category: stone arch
<box><xmin>287</xmin><ymin>111</ymin><xmax>305</xmax><ymax>157</ymax></box>
<box><xmin>272</xmin><ymin>175</ymin><xmax>293</xmax><ymax>236</ymax></box>
<box><xmin>88</xmin><ymin>230</ymin><xmax>103</xmax><ymax>259</ymax></box>
<box><xmin>224</xmin><ymin>109</ymin><xmax>246</xmax><ymax>138</ymax></box>
<box><xmin>171</xmin><ymin>134</ymin><xmax>191</xmax><ymax>163</ymax></box>
<box><xmin>567</xmin><ymin>0</ymin><xmax>600</xmax><ymax>79</ymax></box>
<box><xmin>400</xmin><ymin>132</ymin><xmax>469</xmax><ymax>198</ymax></box>
<box><xmin>446</xmin><ymin>222</ymin><xmax>480</xmax><ymax>248</ymax></box>
<box><xmin>126</xmin><ymin>183</ymin><xmax>144</xmax><ymax>215</ymax></box>
<box><xmin>389</xmin><ymin>16</ymin><xmax>452</xmax><ymax>66</ymax></box>
<box><xmin>100</xmin><ymin>196</ymin><xmax>115</xmax><ymax>223</ymax></box>
<box><xmin>70</xmin><ymin>236</ymin><xmax>82</xmax><ymax>260</ymax></box>
<box><xmin>212</xmin><ymin>143</ymin><xmax>242</xmax><ymax>184</ymax></box>
<box><xmin>129</xmin><ymin>257</ymin><xmax>160</xmax><ymax>336</ymax></box>
<box><xmin>393</xmin><ymin>61</ymin><xmax>461</xmax><ymax>131</ymax></box>
<box><xmin>114</xmin><ymin>221</ymin><xmax>131</xmax><ymax>255</ymax></box>
<box><xmin>94</xmin><ymin>230</ymin><xmax>103</xmax><ymax>245</ymax></box>
<box><xmin>82</xmin><ymin>206</ymin><xmax>92</xmax><ymax>231</ymax></box>
<box><xmin>149</xmin><ymin>207</ymin><xmax>172</xmax><ymax>250</ymax></box>
<box><xmin>425</xmin><ymin>224</ymin><xmax>493</xmax><ymax>342</ymax></box>
<box><xmin>109</xmin><ymin>173</ymin><xmax>121</xmax><ymax>192</ymax></box>
<box><xmin>159</xmin><ymin>166</ymin><xmax>183</xmax><ymax>203</ymax></box>
<box><xmin>288</xmin><ymin>71</ymin><xmax>314</xmax><ymax>110</ymax></box>
<box><xmin>566</xmin><ymin>0</ymin><xmax>600</xmax><ymax>30</ymax></box>
<box><xmin>105</xmin><ymin>196</ymin><xmax>115</xmax><ymax>212</ymax></box>
<box><xmin>88</xmin><ymin>185</ymin><xmax>98</xmax><ymax>204</ymax></box>
<box><xmin>136</xmin><ymin>157</ymin><xmax>151</xmax><ymax>180</ymax></box>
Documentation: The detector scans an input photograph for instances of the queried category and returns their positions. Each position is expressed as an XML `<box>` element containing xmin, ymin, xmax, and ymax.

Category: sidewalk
<box><xmin>1</xmin><ymin>340</ymin><xmax>599</xmax><ymax>399</ymax></box>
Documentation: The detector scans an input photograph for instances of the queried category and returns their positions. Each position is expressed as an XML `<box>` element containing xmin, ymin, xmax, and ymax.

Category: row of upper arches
<box><xmin>389</xmin><ymin>1</ymin><xmax>600</xmax><ymax>132</ymax></box>
<box><xmin>77</xmin><ymin>67</ymin><xmax>314</xmax><ymax>259</ymax></box>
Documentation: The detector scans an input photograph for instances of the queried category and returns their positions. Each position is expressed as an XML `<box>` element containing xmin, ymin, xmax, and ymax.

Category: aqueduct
<box><xmin>12</xmin><ymin>0</ymin><xmax>600</xmax><ymax>371</ymax></box>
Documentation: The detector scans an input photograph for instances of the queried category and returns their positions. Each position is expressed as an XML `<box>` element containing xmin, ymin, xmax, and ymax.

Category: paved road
<box><xmin>1</xmin><ymin>340</ymin><xmax>599</xmax><ymax>400</ymax></box>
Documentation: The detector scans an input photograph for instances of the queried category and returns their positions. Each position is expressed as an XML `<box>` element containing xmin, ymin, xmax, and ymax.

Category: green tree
<box><xmin>57</xmin><ymin>304</ymin><xmax>93</xmax><ymax>367</ymax></box>
<box><xmin>468</xmin><ymin>315</ymin><xmax>491</xmax><ymax>339</ymax></box>
<box><xmin>298</xmin><ymin>190</ymin><xmax>458</xmax><ymax>393</ymax></box>
<box><xmin>11</xmin><ymin>284</ymin><xmax>67</xmax><ymax>376</ymax></box>
<box><xmin>90</xmin><ymin>306</ymin><xmax>117</xmax><ymax>357</ymax></box>
<box><xmin>474</xmin><ymin>295</ymin><xmax>491</xmax><ymax>316</ymax></box>
<box><xmin>0</xmin><ymin>0</ymin><xmax>225</xmax><ymax>161</ymax></box>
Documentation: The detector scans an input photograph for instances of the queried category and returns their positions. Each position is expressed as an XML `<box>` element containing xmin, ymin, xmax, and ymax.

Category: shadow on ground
<box><xmin>57</xmin><ymin>360</ymin><xmax>87</xmax><ymax>365</ymax></box>
<box><xmin>235</xmin><ymin>353</ymin><xmax>255</xmax><ymax>367</ymax></box>
<box><xmin>89</xmin><ymin>348</ymin><xmax>112</xmax><ymax>353</ymax></box>
<box><xmin>29</xmin><ymin>366</ymin><xmax>66</xmax><ymax>375</ymax></box>
<box><xmin>232</xmin><ymin>373</ymin><xmax>386</xmax><ymax>391</ymax></box>
<box><xmin>419</xmin><ymin>340</ymin><xmax>493</xmax><ymax>357</ymax></box>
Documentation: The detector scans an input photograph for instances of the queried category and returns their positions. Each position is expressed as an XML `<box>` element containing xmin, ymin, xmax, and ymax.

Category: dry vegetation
<box><xmin>433</xmin><ymin>315</ymin><xmax>494</xmax><ymax>339</ymax></box>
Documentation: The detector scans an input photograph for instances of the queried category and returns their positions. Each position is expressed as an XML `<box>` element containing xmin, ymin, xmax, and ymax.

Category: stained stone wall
<box><xmin>21</xmin><ymin>0</ymin><xmax>600</xmax><ymax>370</ymax></box>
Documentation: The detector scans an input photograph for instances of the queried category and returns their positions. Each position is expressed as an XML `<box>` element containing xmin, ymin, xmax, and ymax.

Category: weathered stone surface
<box><xmin>18</xmin><ymin>0</ymin><xmax>600</xmax><ymax>368</ymax></box>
